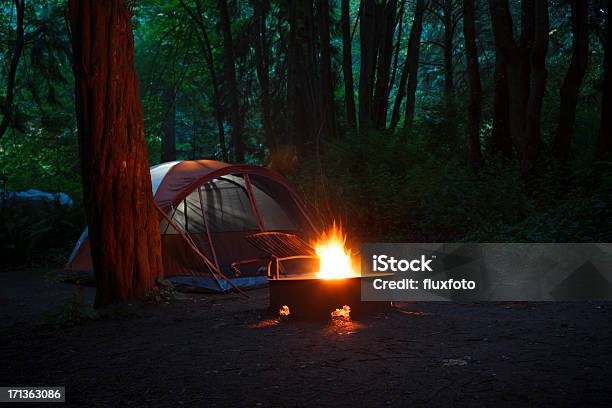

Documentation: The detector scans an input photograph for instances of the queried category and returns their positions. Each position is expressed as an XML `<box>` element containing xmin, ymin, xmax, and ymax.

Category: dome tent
<box><xmin>67</xmin><ymin>160</ymin><xmax>318</xmax><ymax>292</ymax></box>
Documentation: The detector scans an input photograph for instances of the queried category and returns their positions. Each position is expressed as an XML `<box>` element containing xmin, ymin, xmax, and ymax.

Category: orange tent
<box><xmin>67</xmin><ymin>160</ymin><xmax>318</xmax><ymax>291</ymax></box>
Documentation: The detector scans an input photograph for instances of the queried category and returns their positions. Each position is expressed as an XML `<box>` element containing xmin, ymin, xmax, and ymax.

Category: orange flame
<box><xmin>331</xmin><ymin>305</ymin><xmax>351</xmax><ymax>319</ymax></box>
<box><xmin>279</xmin><ymin>305</ymin><xmax>290</xmax><ymax>316</ymax></box>
<box><xmin>314</xmin><ymin>222</ymin><xmax>357</xmax><ymax>280</ymax></box>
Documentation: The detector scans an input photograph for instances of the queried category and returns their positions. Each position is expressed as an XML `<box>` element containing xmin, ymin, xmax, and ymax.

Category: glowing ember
<box><xmin>279</xmin><ymin>305</ymin><xmax>290</xmax><ymax>316</ymax></box>
<box><xmin>331</xmin><ymin>305</ymin><xmax>351</xmax><ymax>319</ymax></box>
<box><xmin>314</xmin><ymin>222</ymin><xmax>357</xmax><ymax>280</ymax></box>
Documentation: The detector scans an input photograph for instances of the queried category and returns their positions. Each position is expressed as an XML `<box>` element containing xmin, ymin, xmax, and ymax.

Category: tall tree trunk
<box><xmin>253</xmin><ymin>0</ymin><xmax>275</xmax><ymax>148</ymax></box>
<box><xmin>372</xmin><ymin>0</ymin><xmax>397</xmax><ymax>128</ymax></box>
<box><xmin>524</xmin><ymin>0</ymin><xmax>549</xmax><ymax>165</ymax></box>
<box><xmin>389</xmin><ymin>0</ymin><xmax>407</xmax><ymax>98</ymax></box>
<box><xmin>553</xmin><ymin>0</ymin><xmax>588</xmax><ymax>161</ymax></box>
<box><xmin>178</xmin><ymin>0</ymin><xmax>228</xmax><ymax>162</ymax></box>
<box><xmin>490</xmin><ymin>0</ymin><xmax>530</xmax><ymax>167</ymax></box>
<box><xmin>69</xmin><ymin>0</ymin><xmax>163</xmax><ymax>307</ymax></box>
<box><xmin>288</xmin><ymin>1</ymin><xmax>318</xmax><ymax>155</ymax></box>
<box><xmin>442</xmin><ymin>0</ymin><xmax>454</xmax><ymax>101</ymax></box>
<box><xmin>160</xmin><ymin>86</ymin><xmax>177</xmax><ymax>163</ymax></box>
<box><xmin>403</xmin><ymin>0</ymin><xmax>426</xmax><ymax>130</ymax></box>
<box><xmin>218</xmin><ymin>0</ymin><xmax>245</xmax><ymax>162</ymax></box>
<box><xmin>341</xmin><ymin>0</ymin><xmax>357</xmax><ymax>129</ymax></box>
<box><xmin>0</xmin><ymin>0</ymin><xmax>25</xmax><ymax>141</ymax></box>
<box><xmin>491</xmin><ymin>51</ymin><xmax>512</xmax><ymax>157</ymax></box>
<box><xmin>598</xmin><ymin>0</ymin><xmax>612</xmax><ymax>157</ymax></box>
<box><xmin>318</xmin><ymin>0</ymin><xmax>337</xmax><ymax>138</ymax></box>
<box><xmin>359</xmin><ymin>0</ymin><xmax>377</xmax><ymax>128</ymax></box>
<box><xmin>440</xmin><ymin>0</ymin><xmax>457</xmax><ymax>135</ymax></box>
<box><xmin>489</xmin><ymin>0</ymin><xmax>548</xmax><ymax>174</ymax></box>
<box><xmin>463</xmin><ymin>0</ymin><xmax>482</xmax><ymax>168</ymax></box>
<box><xmin>389</xmin><ymin>0</ymin><xmax>426</xmax><ymax>130</ymax></box>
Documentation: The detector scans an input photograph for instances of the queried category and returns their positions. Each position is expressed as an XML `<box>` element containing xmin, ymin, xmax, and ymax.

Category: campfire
<box><xmin>245</xmin><ymin>223</ymin><xmax>391</xmax><ymax>318</ymax></box>
<box><xmin>314</xmin><ymin>223</ymin><xmax>359</xmax><ymax>280</ymax></box>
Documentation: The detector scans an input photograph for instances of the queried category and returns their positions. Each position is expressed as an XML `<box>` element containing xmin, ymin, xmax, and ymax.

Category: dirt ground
<box><xmin>1</xmin><ymin>269</ymin><xmax>611</xmax><ymax>407</ymax></box>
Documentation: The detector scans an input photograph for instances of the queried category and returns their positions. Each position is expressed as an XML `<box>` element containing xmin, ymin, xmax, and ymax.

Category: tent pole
<box><xmin>243</xmin><ymin>174</ymin><xmax>265</xmax><ymax>232</ymax></box>
<box><xmin>182</xmin><ymin>227</ymin><xmax>222</xmax><ymax>289</ymax></box>
<box><xmin>244</xmin><ymin>174</ymin><xmax>289</xmax><ymax>276</ymax></box>
<box><xmin>161</xmin><ymin>205</ymin><xmax>178</xmax><ymax>235</ymax></box>
<box><xmin>155</xmin><ymin>204</ymin><xmax>249</xmax><ymax>298</ymax></box>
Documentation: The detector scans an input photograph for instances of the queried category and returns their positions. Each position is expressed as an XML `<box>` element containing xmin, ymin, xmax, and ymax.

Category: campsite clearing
<box><xmin>1</xmin><ymin>269</ymin><xmax>611</xmax><ymax>407</ymax></box>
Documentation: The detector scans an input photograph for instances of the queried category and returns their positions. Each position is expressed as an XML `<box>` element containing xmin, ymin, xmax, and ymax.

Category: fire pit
<box><xmin>243</xmin><ymin>224</ymin><xmax>392</xmax><ymax>319</ymax></box>
<box><xmin>269</xmin><ymin>274</ymin><xmax>392</xmax><ymax>319</ymax></box>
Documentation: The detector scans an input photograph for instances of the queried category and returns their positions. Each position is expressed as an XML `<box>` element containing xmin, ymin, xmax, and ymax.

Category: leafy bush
<box><xmin>294</xmin><ymin>119</ymin><xmax>612</xmax><ymax>244</ymax></box>
<box><xmin>0</xmin><ymin>201</ymin><xmax>85</xmax><ymax>270</ymax></box>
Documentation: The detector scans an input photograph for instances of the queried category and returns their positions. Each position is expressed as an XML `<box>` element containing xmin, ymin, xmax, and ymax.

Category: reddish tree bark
<box><xmin>463</xmin><ymin>0</ymin><xmax>482</xmax><ymax>168</ymax></box>
<box><xmin>69</xmin><ymin>0</ymin><xmax>163</xmax><ymax>307</ymax></box>
<box><xmin>553</xmin><ymin>0</ymin><xmax>588</xmax><ymax>161</ymax></box>
<box><xmin>389</xmin><ymin>0</ymin><xmax>426</xmax><ymax>130</ymax></box>
<box><xmin>218</xmin><ymin>0</ymin><xmax>245</xmax><ymax>162</ymax></box>
<box><xmin>0</xmin><ymin>0</ymin><xmax>25</xmax><ymax>141</ymax></box>
<box><xmin>341</xmin><ymin>0</ymin><xmax>357</xmax><ymax>128</ymax></box>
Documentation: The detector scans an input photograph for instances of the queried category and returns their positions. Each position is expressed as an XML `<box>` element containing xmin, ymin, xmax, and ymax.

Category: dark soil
<box><xmin>1</xmin><ymin>270</ymin><xmax>611</xmax><ymax>407</ymax></box>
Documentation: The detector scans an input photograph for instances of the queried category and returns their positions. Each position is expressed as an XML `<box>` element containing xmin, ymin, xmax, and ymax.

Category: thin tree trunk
<box><xmin>0</xmin><ymin>0</ymin><xmax>25</xmax><ymax>141</ymax></box>
<box><xmin>491</xmin><ymin>51</ymin><xmax>512</xmax><ymax>157</ymax></box>
<box><xmin>178</xmin><ymin>0</ymin><xmax>228</xmax><ymax>162</ymax></box>
<box><xmin>463</xmin><ymin>0</ymin><xmax>482</xmax><ymax>168</ymax></box>
<box><xmin>524</xmin><ymin>0</ymin><xmax>549</xmax><ymax>165</ymax></box>
<box><xmin>389</xmin><ymin>0</ymin><xmax>426</xmax><ymax>130</ymax></box>
<box><xmin>218</xmin><ymin>0</ymin><xmax>245</xmax><ymax>162</ymax></box>
<box><xmin>341</xmin><ymin>0</ymin><xmax>357</xmax><ymax>128</ymax></box>
<box><xmin>442</xmin><ymin>0</ymin><xmax>454</xmax><ymax>101</ymax></box>
<box><xmin>318</xmin><ymin>0</ymin><xmax>336</xmax><ymax>138</ymax></box>
<box><xmin>160</xmin><ymin>86</ymin><xmax>177</xmax><ymax>163</ymax></box>
<box><xmin>553</xmin><ymin>0</ymin><xmax>588</xmax><ymax>161</ymax></box>
<box><xmin>69</xmin><ymin>0</ymin><xmax>163</xmax><ymax>307</ymax></box>
<box><xmin>253</xmin><ymin>0</ymin><xmax>275</xmax><ymax>148</ymax></box>
<box><xmin>598</xmin><ymin>0</ymin><xmax>612</xmax><ymax>157</ymax></box>
<box><xmin>388</xmin><ymin>0</ymin><xmax>407</xmax><ymax>98</ymax></box>
<box><xmin>372</xmin><ymin>0</ymin><xmax>397</xmax><ymax>129</ymax></box>
<box><xmin>359</xmin><ymin>0</ymin><xmax>377</xmax><ymax>128</ymax></box>
<box><xmin>442</xmin><ymin>0</ymin><xmax>457</xmax><ymax>136</ymax></box>
<box><xmin>403</xmin><ymin>0</ymin><xmax>426</xmax><ymax>130</ymax></box>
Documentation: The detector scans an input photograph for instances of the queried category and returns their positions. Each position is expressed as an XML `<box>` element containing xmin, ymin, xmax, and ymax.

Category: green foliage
<box><xmin>0</xmin><ymin>202</ymin><xmax>85</xmax><ymax>270</ymax></box>
<box><xmin>295</xmin><ymin>102</ymin><xmax>612</xmax><ymax>243</ymax></box>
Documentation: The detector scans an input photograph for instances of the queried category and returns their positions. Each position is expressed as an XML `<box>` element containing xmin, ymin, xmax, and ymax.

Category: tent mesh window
<box><xmin>164</xmin><ymin>174</ymin><xmax>303</xmax><ymax>234</ymax></box>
